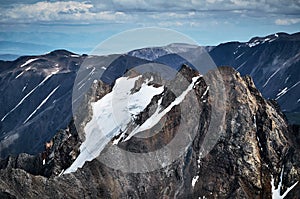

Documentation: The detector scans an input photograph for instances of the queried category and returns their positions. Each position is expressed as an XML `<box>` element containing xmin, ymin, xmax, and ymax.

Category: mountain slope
<box><xmin>209</xmin><ymin>32</ymin><xmax>300</xmax><ymax>114</ymax></box>
<box><xmin>0</xmin><ymin>50</ymin><xmax>80</xmax><ymax>158</ymax></box>
<box><xmin>0</xmin><ymin>66</ymin><xmax>299</xmax><ymax>198</ymax></box>
<box><xmin>128</xmin><ymin>32</ymin><xmax>300</xmax><ymax>123</ymax></box>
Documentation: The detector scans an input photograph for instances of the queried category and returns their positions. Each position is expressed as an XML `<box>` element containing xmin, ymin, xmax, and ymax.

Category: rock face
<box><xmin>1</xmin><ymin>32</ymin><xmax>299</xmax><ymax>159</ymax></box>
<box><xmin>0</xmin><ymin>66</ymin><xmax>299</xmax><ymax>198</ymax></box>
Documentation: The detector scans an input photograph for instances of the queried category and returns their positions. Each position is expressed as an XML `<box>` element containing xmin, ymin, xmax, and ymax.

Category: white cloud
<box><xmin>80</xmin><ymin>0</ymin><xmax>300</xmax><ymax>14</ymax></box>
<box><xmin>275</xmin><ymin>18</ymin><xmax>300</xmax><ymax>25</ymax></box>
<box><xmin>0</xmin><ymin>0</ymin><xmax>299</xmax><ymax>28</ymax></box>
<box><xmin>157</xmin><ymin>21</ymin><xmax>184</xmax><ymax>27</ymax></box>
<box><xmin>0</xmin><ymin>1</ymin><xmax>132</xmax><ymax>23</ymax></box>
<box><xmin>206</xmin><ymin>0</ymin><xmax>222</xmax><ymax>3</ymax></box>
<box><xmin>230</xmin><ymin>0</ymin><xmax>254</xmax><ymax>7</ymax></box>
<box><xmin>150</xmin><ymin>12</ymin><xmax>196</xmax><ymax>20</ymax></box>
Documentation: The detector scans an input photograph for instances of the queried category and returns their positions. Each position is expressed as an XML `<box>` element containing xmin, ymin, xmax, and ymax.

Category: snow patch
<box><xmin>247</xmin><ymin>40</ymin><xmax>260</xmax><ymax>48</ymax></box>
<box><xmin>64</xmin><ymin>76</ymin><xmax>164</xmax><ymax>174</ymax></box>
<box><xmin>77</xmin><ymin>67</ymin><xmax>95</xmax><ymax>86</ymax></box>
<box><xmin>201</xmin><ymin>86</ymin><xmax>209</xmax><ymax>99</ymax></box>
<box><xmin>21</xmin><ymin>85</ymin><xmax>27</xmax><ymax>92</ymax></box>
<box><xmin>271</xmin><ymin>166</ymin><xmax>298</xmax><ymax>199</ymax></box>
<box><xmin>284</xmin><ymin>76</ymin><xmax>290</xmax><ymax>84</ymax></box>
<box><xmin>268</xmin><ymin>38</ymin><xmax>277</xmax><ymax>43</ymax></box>
<box><xmin>112</xmin><ymin>130</ymin><xmax>126</xmax><ymax>145</ymax></box>
<box><xmin>253</xmin><ymin>115</ymin><xmax>257</xmax><ymax>127</ymax></box>
<box><xmin>276</xmin><ymin>87</ymin><xmax>288</xmax><ymax>97</ymax></box>
<box><xmin>47</xmin><ymin>68</ymin><xmax>60</xmax><ymax>76</ymax></box>
<box><xmin>15</xmin><ymin>66</ymin><xmax>33</xmax><ymax>79</ymax></box>
<box><xmin>15</xmin><ymin>71</ymin><xmax>25</xmax><ymax>79</ymax></box>
<box><xmin>128</xmin><ymin>80</ymin><xmax>164</xmax><ymax>116</ymax></box>
<box><xmin>197</xmin><ymin>152</ymin><xmax>202</xmax><ymax>168</ymax></box>
<box><xmin>276</xmin><ymin>81</ymin><xmax>300</xmax><ymax>100</ymax></box>
<box><xmin>256</xmin><ymin>135</ymin><xmax>263</xmax><ymax>151</ymax></box>
<box><xmin>124</xmin><ymin>76</ymin><xmax>201</xmax><ymax>141</ymax></box>
<box><xmin>192</xmin><ymin>175</ymin><xmax>199</xmax><ymax>187</ymax></box>
<box><xmin>20</xmin><ymin>58</ymin><xmax>38</xmax><ymax>68</ymax></box>
<box><xmin>58</xmin><ymin>169</ymin><xmax>65</xmax><ymax>176</ymax></box>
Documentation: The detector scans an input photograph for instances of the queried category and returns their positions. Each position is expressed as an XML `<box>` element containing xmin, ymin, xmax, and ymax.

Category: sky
<box><xmin>0</xmin><ymin>0</ymin><xmax>299</xmax><ymax>55</ymax></box>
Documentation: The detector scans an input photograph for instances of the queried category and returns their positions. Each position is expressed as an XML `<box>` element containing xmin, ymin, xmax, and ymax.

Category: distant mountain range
<box><xmin>209</xmin><ymin>32</ymin><xmax>300</xmax><ymax>113</ymax></box>
<box><xmin>129</xmin><ymin>32</ymin><xmax>300</xmax><ymax>119</ymax></box>
<box><xmin>0</xmin><ymin>54</ymin><xmax>20</xmax><ymax>61</ymax></box>
<box><xmin>0</xmin><ymin>32</ymin><xmax>299</xmax><ymax>159</ymax></box>
<box><xmin>0</xmin><ymin>41</ymin><xmax>55</xmax><ymax>58</ymax></box>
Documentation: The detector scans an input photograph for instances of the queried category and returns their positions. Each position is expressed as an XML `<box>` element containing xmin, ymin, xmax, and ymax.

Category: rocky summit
<box><xmin>0</xmin><ymin>64</ymin><xmax>299</xmax><ymax>198</ymax></box>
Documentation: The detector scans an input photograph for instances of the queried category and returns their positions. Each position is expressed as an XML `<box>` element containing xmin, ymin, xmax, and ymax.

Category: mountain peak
<box><xmin>248</xmin><ymin>32</ymin><xmax>300</xmax><ymax>45</ymax></box>
<box><xmin>46</xmin><ymin>49</ymin><xmax>77</xmax><ymax>57</ymax></box>
<box><xmin>1</xmin><ymin>63</ymin><xmax>299</xmax><ymax>198</ymax></box>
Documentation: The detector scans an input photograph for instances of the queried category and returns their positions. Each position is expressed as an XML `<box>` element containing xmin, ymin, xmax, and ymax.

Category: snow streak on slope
<box><xmin>20</xmin><ymin>58</ymin><xmax>38</xmax><ymax>68</ymax></box>
<box><xmin>1</xmin><ymin>71</ymin><xmax>59</xmax><ymax>122</ymax></box>
<box><xmin>271</xmin><ymin>166</ymin><xmax>298</xmax><ymax>199</ymax></box>
<box><xmin>124</xmin><ymin>75</ymin><xmax>201</xmax><ymax>141</ymax></box>
<box><xmin>23</xmin><ymin>85</ymin><xmax>60</xmax><ymax>124</ymax></box>
<box><xmin>263</xmin><ymin>68</ymin><xmax>281</xmax><ymax>88</ymax></box>
<box><xmin>235</xmin><ymin>52</ymin><xmax>245</xmax><ymax>60</ymax></box>
<box><xmin>64</xmin><ymin>76</ymin><xmax>164</xmax><ymax>174</ymax></box>
<box><xmin>275</xmin><ymin>81</ymin><xmax>300</xmax><ymax>100</ymax></box>
<box><xmin>15</xmin><ymin>66</ymin><xmax>34</xmax><ymax>79</ymax></box>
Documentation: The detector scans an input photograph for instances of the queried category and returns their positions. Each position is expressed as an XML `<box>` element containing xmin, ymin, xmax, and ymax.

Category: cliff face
<box><xmin>0</xmin><ymin>66</ymin><xmax>299</xmax><ymax>198</ymax></box>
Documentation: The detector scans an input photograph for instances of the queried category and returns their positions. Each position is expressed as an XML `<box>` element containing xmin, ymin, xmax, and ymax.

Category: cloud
<box><xmin>0</xmin><ymin>1</ymin><xmax>132</xmax><ymax>23</ymax></box>
<box><xmin>150</xmin><ymin>12</ymin><xmax>196</xmax><ymax>20</ymax></box>
<box><xmin>0</xmin><ymin>0</ymin><xmax>299</xmax><ymax>29</ymax></box>
<box><xmin>101</xmin><ymin>0</ymin><xmax>300</xmax><ymax>14</ymax></box>
<box><xmin>275</xmin><ymin>18</ymin><xmax>300</xmax><ymax>25</ymax></box>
